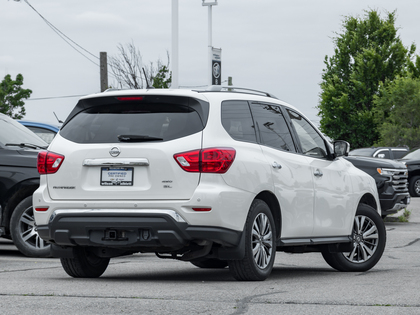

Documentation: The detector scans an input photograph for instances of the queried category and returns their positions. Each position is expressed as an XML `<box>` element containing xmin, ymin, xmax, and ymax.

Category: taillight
<box><xmin>37</xmin><ymin>151</ymin><xmax>65</xmax><ymax>174</ymax></box>
<box><xmin>174</xmin><ymin>148</ymin><xmax>236</xmax><ymax>173</ymax></box>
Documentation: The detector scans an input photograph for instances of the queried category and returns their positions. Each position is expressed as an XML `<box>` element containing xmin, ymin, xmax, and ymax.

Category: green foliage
<box><xmin>398</xmin><ymin>209</ymin><xmax>411</xmax><ymax>222</ymax></box>
<box><xmin>0</xmin><ymin>74</ymin><xmax>32</xmax><ymax>119</ymax></box>
<box><xmin>317</xmin><ymin>9</ymin><xmax>416</xmax><ymax>149</ymax></box>
<box><xmin>373</xmin><ymin>76</ymin><xmax>420</xmax><ymax>148</ymax></box>
<box><xmin>152</xmin><ymin>65</ymin><xmax>172</xmax><ymax>89</ymax></box>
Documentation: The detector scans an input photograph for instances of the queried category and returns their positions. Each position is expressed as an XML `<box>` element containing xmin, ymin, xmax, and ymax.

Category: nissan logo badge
<box><xmin>109</xmin><ymin>147</ymin><xmax>121</xmax><ymax>157</ymax></box>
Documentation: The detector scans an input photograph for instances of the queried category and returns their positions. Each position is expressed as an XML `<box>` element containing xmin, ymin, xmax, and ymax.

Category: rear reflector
<box><xmin>35</xmin><ymin>207</ymin><xmax>49</xmax><ymax>212</ymax></box>
<box><xmin>37</xmin><ymin>151</ymin><xmax>65</xmax><ymax>174</ymax></box>
<box><xmin>174</xmin><ymin>147</ymin><xmax>236</xmax><ymax>174</ymax></box>
<box><xmin>192</xmin><ymin>207</ymin><xmax>212</xmax><ymax>212</ymax></box>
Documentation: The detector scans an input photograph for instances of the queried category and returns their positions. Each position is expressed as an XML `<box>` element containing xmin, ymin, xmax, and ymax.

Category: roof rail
<box><xmin>104</xmin><ymin>88</ymin><xmax>121</xmax><ymax>92</ymax></box>
<box><xmin>201</xmin><ymin>85</ymin><xmax>277</xmax><ymax>99</ymax></box>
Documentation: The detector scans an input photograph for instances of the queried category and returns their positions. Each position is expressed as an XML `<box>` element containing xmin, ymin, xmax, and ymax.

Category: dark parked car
<box><xmin>400</xmin><ymin>149</ymin><xmax>420</xmax><ymax>197</ymax></box>
<box><xmin>349</xmin><ymin>146</ymin><xmax>409</xmax><ymax>160</ymax></box>
<box><xmin>345</xmin><ymin>156</ymin><xmax>410</xmax><ymax>217</ymax></box>
<box><xmin>18</xmin><ymin>120</ymin><xmax>60</xmax><ymax>144</ymax></box>
<box><xmin>0</xmin><ymin>113</ymin><xmax>50</xmax><ymax>256</ymax></box>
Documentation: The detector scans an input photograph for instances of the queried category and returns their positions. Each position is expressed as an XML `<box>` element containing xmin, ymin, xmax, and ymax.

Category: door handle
<box><xmin>314</xmin><ymin>169</ymin><xmax>323</xmax><ymax>177</ymax></box>
<box><xmin>272</xmin><ymin>162</ymin><xmax>282</xmax><ymax>169</ymax></box>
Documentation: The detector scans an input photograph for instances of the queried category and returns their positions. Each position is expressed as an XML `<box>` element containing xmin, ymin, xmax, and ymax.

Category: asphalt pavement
<box><xmin>388</xmin><ymin>196</ymin><xmax>420</xmax><ymax>223</ymax></box>
<box><xmin>1</xmin><ymin>198</ymin><xmax>420</xmax><ymax>314</ymax></box>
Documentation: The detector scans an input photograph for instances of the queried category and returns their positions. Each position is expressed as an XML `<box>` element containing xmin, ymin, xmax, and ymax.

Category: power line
<box><xmin>26</xmin><ymin>94</ymin><xmax>87</xmax><ymax>101</ymax></box>
<box><xmin>23</xmin><ymin>0</ymin><xmax>99</xmax><ymax>66</ymax></box>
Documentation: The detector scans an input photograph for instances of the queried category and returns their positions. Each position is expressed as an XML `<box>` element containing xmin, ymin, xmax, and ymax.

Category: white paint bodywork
<box><xmin>33</xmin><ymin>89</ymin><xmax>380</xmax><ymax>241</ymax></box>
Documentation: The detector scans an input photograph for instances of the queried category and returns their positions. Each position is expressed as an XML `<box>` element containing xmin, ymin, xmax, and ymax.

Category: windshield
<box><xmin>402</xmin><ymin>149</ymin><xmax>420</xmax><ymax>160</ymax></box>
<box><xmin>0</xmin><ymin>114</ymin><xmax>48</xmax><ymax>148</ymax></box>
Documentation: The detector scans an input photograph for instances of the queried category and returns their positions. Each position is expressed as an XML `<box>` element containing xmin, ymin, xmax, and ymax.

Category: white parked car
<box><xmin>33</xmin><ymin>86</ymin><xmax>385</xmax><ymax>280</ymax></box>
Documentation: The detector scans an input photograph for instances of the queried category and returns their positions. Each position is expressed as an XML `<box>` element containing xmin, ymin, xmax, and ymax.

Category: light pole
<box><xmin>171</xmin><ymin>0</ymin><xmax>179</xmax><ymax>89</ymax></box>
<box><xmin>202</xmin><ymin>0</ymin><xmax>218</xmax><ymax>86</ymax></box>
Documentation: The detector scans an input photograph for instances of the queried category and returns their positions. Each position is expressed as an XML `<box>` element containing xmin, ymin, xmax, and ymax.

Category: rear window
<box><xmin>60</xmin><ymin>97</ymin><xmax>207</xmax><ymax>144</ymax></box>
<box><xmin>348</xmin><ymin>148</ymin><xmax>375</xmax><ymax>157</ymax></box>
<box><xmin>0</xmin><ymin>114</ymin><xmax>48</xmax><ymax>148</ymax></box>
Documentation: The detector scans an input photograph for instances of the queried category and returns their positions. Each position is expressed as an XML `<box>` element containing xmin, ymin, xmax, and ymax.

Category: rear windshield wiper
<box><xmin>117</xmin><ymin>135</ymin><xmax>163</xmax><ymax>142</ymax></box>
<box><xmin>5</xmin><ymin>143</ymin><xmax>47</xmax><ymax>149</ymax></box>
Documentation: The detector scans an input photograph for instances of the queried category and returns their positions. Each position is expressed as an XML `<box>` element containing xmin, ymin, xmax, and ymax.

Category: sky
<box><xmin>1</xmin><ymin>0</ymin><xmax>419</xmax><ymax>125</ymax></box>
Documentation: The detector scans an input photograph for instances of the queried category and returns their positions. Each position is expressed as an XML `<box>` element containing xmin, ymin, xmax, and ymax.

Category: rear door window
<box><xmin>60</xmin><ymin>97</ymin><xmax>207</xmax><ymax>144</ymax></box>
<box><xmin>392</xmin><ymin>150</ymin><xmax>408</xmax><ymax>159</ymax></box>
<box><xmin>250</xmin><ymin>103</ymin><xmax>295</xmax><ymax>152</ymax></box>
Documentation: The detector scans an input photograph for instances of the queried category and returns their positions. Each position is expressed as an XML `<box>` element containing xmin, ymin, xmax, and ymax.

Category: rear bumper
<box><xmin>36</xmin><ymin>209</ymin><xmax>242</xmax><ymax>252</ymax></box>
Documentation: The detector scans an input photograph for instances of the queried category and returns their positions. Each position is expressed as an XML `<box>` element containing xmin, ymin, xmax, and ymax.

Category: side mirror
<box><xmin>334</xmin><ymin>140</ymin><xmax>350</xmax><ymax>157</ymax></box>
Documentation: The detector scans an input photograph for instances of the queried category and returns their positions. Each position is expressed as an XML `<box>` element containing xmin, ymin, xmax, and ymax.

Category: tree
<box><xmin>0</xmin><ymin>74</ymin><xmax>32</xmax><ymax>119</ymax></box>
<box><xmin>109</xmin><ymin>42</ymin><xmax>171</xmax><ymax>89</ymax></box>
<box><xmin>317</xmin><ymin>9</ymin><xmax>416</xmax><ymax>149</ymax></box>
<box><xmin>373</xmin><ymin>75</ymin><xmax>420</xmax><ymax>149</ymax></box>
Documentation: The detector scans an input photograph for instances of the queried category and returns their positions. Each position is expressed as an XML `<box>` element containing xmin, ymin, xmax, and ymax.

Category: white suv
<box><xmin>33</xmin><ymin>86</ymin><xmax>385</xmax><ymax>281</ymax></box>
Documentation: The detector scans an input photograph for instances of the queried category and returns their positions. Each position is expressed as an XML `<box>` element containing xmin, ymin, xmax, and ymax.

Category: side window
<box><xmin>392</xmin><ymin>150</ymin><xmax>408</xmax><ymax>159</ymax></box>
<box><xmin>375</xmin><ymin>150</ymin><xmax>390</xmax><ymax>159</ymax></box>
<box><xmin>221</xmin><ymin>100</ymin><xmax>257</xmax><ymax>143</ymax></box>
<box><xmin>287</xmin><ymin>109</ymin><xmax>328</xmax><ymax>159</ymax></box>
<box><xmin>251</xmin><ymin>103</ymin><xmax>295</xmax><ymax>152</ymax></box>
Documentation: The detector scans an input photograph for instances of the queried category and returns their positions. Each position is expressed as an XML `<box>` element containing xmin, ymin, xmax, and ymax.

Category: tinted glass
<box><xmin>221</xmin><ymin>100</ymin><xmax>257</xmax><ymax>143</ymax></box>
<box><xmin>26</xmin><ymin>126</ymin><xmax>57</xmax><ymax>144</ymax></box>
<box><xmin>287</xmin><ymin>109</ymin><xmax>328</xmax><ymax>158</ymax></box>
<box><xmin>0</xmin><ymin>114</ymin><xmax>48</xmax><ymax>148</ymax></box>
<box><xmin>375</xmin><ymin>150</ymin><xmax>390</xmax><ymax>159</ymax></box>
<box><xmin>348</xmin><ymin>148</ymin><xmax>375</xmax><ymax>157</ymax></box>
<box><xmin>251</xmin><ymin>103</ymin><xmax>295</xmax><ymax>152</ymax></box>
<box><xmin>60</xmin><ymin>102</ymin><xmax>204</xmax><ymax>144</ymax></box>
<box><xmin>392</xmin><ymin>150</ymin><xmax>409</xmax><ymax>159</ymax></box>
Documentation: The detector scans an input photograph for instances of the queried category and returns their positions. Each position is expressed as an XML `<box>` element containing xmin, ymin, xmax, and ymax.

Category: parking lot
<box><xmin>1</xmin><ymin>199</ymin><xmax>420</xmax><ymax>315</ymax></box>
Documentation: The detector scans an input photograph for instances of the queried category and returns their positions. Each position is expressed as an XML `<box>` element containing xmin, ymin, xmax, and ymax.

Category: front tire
<box><xmin>229</xmin><ymin>199</ymin><xmax>276</xmax><ymax>281</ymax></box>
<box><xmin>61</xmin><ymin>247</ymin><xmax>110</xmax><ymax>278</ymax></box>
<box><xmin>10</xmin><ymin>196</ymin><xmax>51</xmax><ymax>257</ymax></box>
<box><xmin>322</xmin><ymin>203</ymin><xmax>386</xmax><ymax>272</ymax></box>
<box><xmin>409</xmin><ymin>176</ymin><xmax>420</xmax><ymax>197</ymax></box>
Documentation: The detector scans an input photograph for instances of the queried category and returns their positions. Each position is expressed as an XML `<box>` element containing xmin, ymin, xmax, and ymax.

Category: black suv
<box><xmin>0</xmin><ymin>113</ymin><xmax>50</xmax><ymax>257</ymax></box>
<box><xmin>349</xmin><ymin>147</ymin><xmax>409</xmax><ymax>160</ymax></box>
<box><xmin>399</xmin><ymin>148</ymin><xmax>420</xmax><ymax>197</ymax></box>
<box><xmin>345</xmin><ymin>156</ymin><xmax>410</xmax><ymax>217</ymax></box>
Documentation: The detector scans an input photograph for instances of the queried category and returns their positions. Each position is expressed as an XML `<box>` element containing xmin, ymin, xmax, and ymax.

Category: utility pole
<box><xmin>100</xmin><ymin>52</ymin><xmax>108</xmax><ymax>92</ymax></box>
<box><xmin>171</xmin><ymin>0</ymin><xmax>179</xmax><ymax>89</ymax></box>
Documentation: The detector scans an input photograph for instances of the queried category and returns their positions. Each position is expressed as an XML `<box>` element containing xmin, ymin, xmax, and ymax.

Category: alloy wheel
<box><xmin>251</xmin><ymin>213</ymin><xmax>273</xmax><ymax>269</ymax></box>
<box><xmin>343</xmin><ymin>215</ymin><xmax>379</xmax><ymax>263</ymax></box>
<box><xmin>415</xmin><ymin>179</ymin><xmax>420</xmax><ymax>195</ymax></box>
<box><xmin>18</xmin><ymin>206</ymin><xmax>49</xmax><ymax>251</ymax></box>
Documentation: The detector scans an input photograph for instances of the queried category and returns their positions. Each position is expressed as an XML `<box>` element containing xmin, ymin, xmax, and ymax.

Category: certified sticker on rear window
<box><xmin>101</xmin><ymin>167</ymin><xmax>133</xmax><ymax>186</ymax></box>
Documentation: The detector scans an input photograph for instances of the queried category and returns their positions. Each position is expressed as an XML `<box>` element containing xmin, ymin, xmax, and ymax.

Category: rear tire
<box><xmin>191</xmin><ymin>258</ymin><xmax>228</xmax><ymax>269</ymax></box>
<box><xmin>229</xmin><ymin>199</ymin><xmax>276</xmax><ymax>281</ymax></box>
<box><xmin>60</xmin><ymin>247</ymin><xmax>110</xmax><ymax>278</ymax></box>
<box><xmin>10</xmin><ymin>196</ymin><xmax>51</xmax><ymax>257</ymax></box>
<box><xmin>322</xmin><ymin>203</ymin><xmax>386</xmax><ymax>272</ymax></box>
